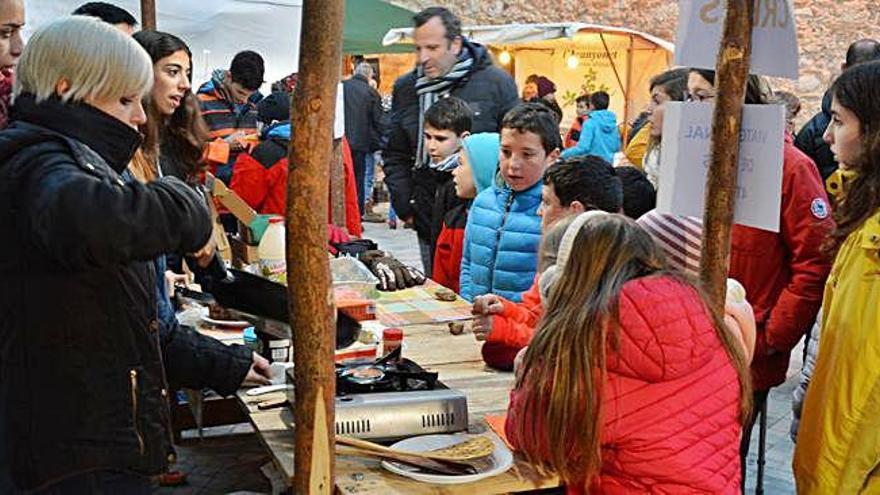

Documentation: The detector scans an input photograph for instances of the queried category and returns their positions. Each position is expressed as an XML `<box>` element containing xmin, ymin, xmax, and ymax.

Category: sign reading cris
<box><xmin>674</xmin><ymin>0</ymin><xmax>799</xmax><ymax>79</ymax></box>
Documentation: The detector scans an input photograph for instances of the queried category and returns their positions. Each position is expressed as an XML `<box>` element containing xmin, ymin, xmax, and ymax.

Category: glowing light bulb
<box><xmin>567</xmin><ymin>54</ymin><xmax>579</xmax><ymax>69</ymax></box>
<box><xmin>499</xmin><ymin>50</ymin><xmax>512</xmax><ymax>65</ymax></box>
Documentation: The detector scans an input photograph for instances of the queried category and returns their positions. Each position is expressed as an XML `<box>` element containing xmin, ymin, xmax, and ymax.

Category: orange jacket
<box><xmin>481</xmin><ymin>276</ymin><xmax>543</xmax><ymax>370</ymax></box>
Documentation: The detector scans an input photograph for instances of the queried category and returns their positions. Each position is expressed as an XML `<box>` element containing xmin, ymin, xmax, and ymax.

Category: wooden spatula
<box><xmin>336</xmin><ymin>445</ymin><xmax>478</xmax><ymax>475</ymax></box>
<box><xmin>335</xmin><ymin>434</ymin><xmax>495</xmax><ymax>462</ymax></box>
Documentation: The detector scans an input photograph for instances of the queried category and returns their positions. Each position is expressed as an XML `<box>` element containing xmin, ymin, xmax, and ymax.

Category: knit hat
<box><xmin>536</xmin><ymin>76</ymin><xmax>556</xmax><ymax>98</ymax></box>
<box><xmin>461</xmin><ymin>133</ymin><xmax>500</xmax><ymax>193</ymax></box>
<box><xmin>538</xmin><ymin>210</ymin><xmax>610</xmax><ymax>300</ymax></box>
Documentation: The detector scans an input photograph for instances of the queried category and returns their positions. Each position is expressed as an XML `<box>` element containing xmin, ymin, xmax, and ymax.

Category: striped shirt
<box><xmin>637</xmin><ymin>209</ymin><xmax>703</xmax><ymax>277</ymax></box>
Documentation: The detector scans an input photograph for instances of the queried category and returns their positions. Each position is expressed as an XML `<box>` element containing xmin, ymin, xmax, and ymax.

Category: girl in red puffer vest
<box><xmin>506</xmin><ymin>212</ymin><xmax>751</xmax><ymax>494</ymax></box>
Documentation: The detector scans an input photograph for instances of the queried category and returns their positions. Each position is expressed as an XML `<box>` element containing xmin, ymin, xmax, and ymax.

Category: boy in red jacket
<box><xmin>473</xmin><ymin>156</ymin><xmax>624</xmax><ymax>370</ymax></box>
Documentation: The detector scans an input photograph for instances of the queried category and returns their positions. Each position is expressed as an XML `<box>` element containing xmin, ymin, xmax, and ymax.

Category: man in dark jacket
<box><xmin>0</xmin><ymin>54</ymin><xmax>268</xmax><ymax>495</ymax></box>
<box><xmin>383</xmin><ymin>6</ymin><xmax>518</xmax><ymax>276</ymax></box>
<box><xmin>343</xmin><ymin>62</ymin><xmax>385</xmax><ymax>214</ymax></box>
<box><xmin>795</xmin><ymin>39</ymin><xmax>880</xmax><ymax>183</ymax></box>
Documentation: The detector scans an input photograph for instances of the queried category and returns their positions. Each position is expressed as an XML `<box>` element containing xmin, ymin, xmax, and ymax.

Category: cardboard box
<box><xmin>336</xmin><ymin>298</ymin><xmax>376</xmax><ymax>322</ymax></box>
<box><xmin>229</xmin><ymin>235</ymin><xmax>260</xmax><ymax>268</ymax></box>
<box><xmin>206</xmin><ymin>172</ymin><xmax>257</xmax><ymax>226</ymax></box>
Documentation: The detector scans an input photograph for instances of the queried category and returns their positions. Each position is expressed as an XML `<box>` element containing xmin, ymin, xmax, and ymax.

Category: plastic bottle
<box><xmin>258</xmin><ymin>216</ymin><xmax>286</xmax><ymax>284</ymax></box>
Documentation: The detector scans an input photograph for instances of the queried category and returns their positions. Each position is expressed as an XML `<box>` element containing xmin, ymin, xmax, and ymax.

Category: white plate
<box><xmin>200</xmin><ymin>315</ymin><xmax>251</xmax><ymax>328</ymax></box>
<box><xmin>380</xmin><ymin>433</ymin><xmax>513</xmax><ymax>485</ymax></box>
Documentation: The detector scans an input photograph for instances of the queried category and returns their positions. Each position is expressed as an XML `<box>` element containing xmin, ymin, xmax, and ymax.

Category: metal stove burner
<box><xmin>340</xmin><ymin>365</ymin><xmax>385</xmax><ymax>385</ymax></box>
<box><xmin>288</xmin><ymin>352</ymin><xmax>470</xmax><ymax>441</ymax></box>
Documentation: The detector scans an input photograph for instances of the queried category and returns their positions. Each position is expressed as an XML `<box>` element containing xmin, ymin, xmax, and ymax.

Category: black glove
<box><xmin>359</xmin><ymin>250</ymin><xmax>426</xmax><ymax>291</ymax></box>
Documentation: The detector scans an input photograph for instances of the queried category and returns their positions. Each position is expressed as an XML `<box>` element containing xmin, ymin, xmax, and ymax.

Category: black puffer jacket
<box><xmin>795</xmin><ymin>90</ymin><xmax>837</xmax><ymax>182</ymax></box>
<box><xmin>383</xmin><ymin>39</ymin><xmax>518</xmax><ymax>236</ymax></box>
<box><xmin>0</xmin><ymin>95</ymin><xmax>251</xmax><ymax>491</ymax></box>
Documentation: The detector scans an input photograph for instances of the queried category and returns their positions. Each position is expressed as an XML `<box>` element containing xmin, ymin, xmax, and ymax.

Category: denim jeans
<box><xmin>364</xmin><ymin>151</ymin><xmax>377</xmax><ymax>204</ymax></box>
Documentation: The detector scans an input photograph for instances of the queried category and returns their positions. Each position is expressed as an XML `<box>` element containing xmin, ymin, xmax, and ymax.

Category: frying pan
<box><xmin>197</xmin><ymin>255</ymin><xmax>359</xmax><ymax>349</ymax></box>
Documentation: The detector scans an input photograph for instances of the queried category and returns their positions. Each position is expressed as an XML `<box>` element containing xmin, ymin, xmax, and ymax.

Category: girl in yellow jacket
<box><xmin>793</xmin><ymin>60</ymin><xmax>880</xmax><ymax>494</ymax></box>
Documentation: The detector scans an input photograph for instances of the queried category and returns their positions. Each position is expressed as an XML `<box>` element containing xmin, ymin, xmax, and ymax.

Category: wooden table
<box><xmin>237</xmin><ymin>322</ymin><xmax>560</xmax><ymax>494</ymax></box>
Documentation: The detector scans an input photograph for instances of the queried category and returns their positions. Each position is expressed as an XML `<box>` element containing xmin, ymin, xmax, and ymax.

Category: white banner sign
<box><xmin>335</xmin><ymin>82</ymin><xmax>345</xmax><ymax>140</ymax></box>
<box><xmin>656</xmin><ymin>102</ymin><xmax>784</xmax><ymax>232</ymax></box>
<box><xmin>674</xmin><ymin>0</ymin><xmax>799</xmax><ymax>79</ymax></box>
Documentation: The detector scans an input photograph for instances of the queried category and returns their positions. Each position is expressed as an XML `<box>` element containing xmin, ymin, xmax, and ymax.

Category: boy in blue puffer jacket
<box><xmin>560</xmin><ymin>91</ymin><xmax>620</xmax><ymax>164</ymax></box>
<box><xmin>459</xmin><ymin>103</ymin><xmax>562</xmax><ymax>302</ymax></box>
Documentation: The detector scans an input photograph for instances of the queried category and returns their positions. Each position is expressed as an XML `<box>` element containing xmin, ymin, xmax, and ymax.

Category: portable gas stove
<box><xmin>286</xmin><ymin>348</ymin><xmax>468</xmax><ymax>442</ymax></box>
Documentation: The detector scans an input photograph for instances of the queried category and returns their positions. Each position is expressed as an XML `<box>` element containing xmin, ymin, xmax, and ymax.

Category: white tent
<box><xmin>25</xmin><ymin>0</ymin><xmax>304</xmax><ymax>94</ymax></box>
<box><xmin>384</xmin><ymin>22</ymin><xmax>675</xmax><ymax>132</ymax></box>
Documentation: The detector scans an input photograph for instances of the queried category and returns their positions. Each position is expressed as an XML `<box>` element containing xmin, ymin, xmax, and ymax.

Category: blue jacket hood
<box><xmin>462</xmin><ymin>133</ymin><xmax>500</xmax><ymax>193</ymax></box>
<box><xmin>589</xmin><ymin>109</ymin><xmax>618</xmax><ymax>132</ymax></box>
<box><xmin>265</xmin><ymin>122</ymin><xmax>291</xmax><ymax>140</ymax></box>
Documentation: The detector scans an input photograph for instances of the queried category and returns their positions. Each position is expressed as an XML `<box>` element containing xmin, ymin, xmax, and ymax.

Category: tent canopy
<box><xmin>26</xmin><ymin>0</ymin><xmax>413</xmax><ymax>91</ymax></box>
<box><xmin>383</xmin><ymin>22</ymin><xmax>674</xmax><ymax>52</ymax></box>
<box><xmin>344</xmin><ymin>0</ymin><xmax>415</xmax><ymax>54</ymax></box>
<box><xmin>383</xmin><ymin>22</ymin><xmax>674</xmax><ymax>127</ymax></box>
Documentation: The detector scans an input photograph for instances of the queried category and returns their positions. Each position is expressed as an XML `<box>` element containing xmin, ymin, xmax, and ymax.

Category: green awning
<box><xmin>344</xmin><ymin>0</ymin><xmax>415</xmax><ymax>54</ymax></box>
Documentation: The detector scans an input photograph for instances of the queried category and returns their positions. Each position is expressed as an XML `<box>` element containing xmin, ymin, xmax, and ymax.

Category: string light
<box><xmin>499</xmin><ymin>50</ymin><xmax>512</xmax><ymax>65</ymax></box>
<box><xmin>567</xmin><ymin>53</ymin><xmax>579</xmax><ymax>69</ymax></box>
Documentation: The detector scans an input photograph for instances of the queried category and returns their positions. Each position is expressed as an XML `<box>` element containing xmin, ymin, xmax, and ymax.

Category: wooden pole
<box><xmin>286</xmin><ymin>0</ymin><xmax>344</xmax><ymax>491</ymax></box>
<box><xmin>140</xmin><ymin>0</ymin><xmax>156</xmax><ymax>30</ymax></box>
<box><xmin>699</xmin><ymin>0</ymin><xmax>755</xmax><ymax>310</ymax></box>
<box><xmin>329</xmin><ymin>140</ymin><xmax>346</xmax><ymax>229</ymax></box>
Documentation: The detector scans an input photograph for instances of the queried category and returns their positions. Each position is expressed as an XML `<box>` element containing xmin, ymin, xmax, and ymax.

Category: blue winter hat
<box><xmin>461</xmin><ymin>133</ymin><xmax>500</xmax><ymax>193</ymax></box>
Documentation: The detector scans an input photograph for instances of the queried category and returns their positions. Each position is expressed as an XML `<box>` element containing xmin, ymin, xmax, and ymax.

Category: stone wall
<box><xmin>392</xmin><ymin>0</ymin><xmax>880</xmax><ymax>125</ymax></box>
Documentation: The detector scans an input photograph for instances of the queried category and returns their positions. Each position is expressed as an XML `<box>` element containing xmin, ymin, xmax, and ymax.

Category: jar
<box><xmin>382</xmin><ymin>327</ymin><xmax>404</xmax><ymax>357</ymax></box>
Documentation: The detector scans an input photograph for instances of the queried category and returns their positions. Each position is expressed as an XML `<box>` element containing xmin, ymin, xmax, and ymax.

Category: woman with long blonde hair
<box><xmin>505</xmin><ymin>213</ymin><xmax>751</xmax><ymax>494</ymax></box>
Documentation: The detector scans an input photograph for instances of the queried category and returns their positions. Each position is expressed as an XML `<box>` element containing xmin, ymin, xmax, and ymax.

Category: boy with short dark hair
<box><xmin>564</xmin><ymin>93</ymin><xmax>591</xmax><ymax>148</ymax></box>
<box><xmin>197</xmin><ymin>50</ymin><xmax>266</xmax><ymax>184</ymax></box>
<box><xmin>472</xmin><ymin>155</ymin><xmax>625</xmax><ymax>370</ymax></box>
<box><xmin>615</xmin><ymin>165</ymin><xmax>656</xmax><ymax>219</ymax></box>
<box><xmin>412</xmin><ymin>96</ymin><xmax>473</xmax><ymax>276</ymax></box>
<box><xmin>561</xmin><ymin>90</ymin><xmax>621</xmax><ymax>163</ymax></box>
<box><xmin>459</xmin><ymin>102</ymin><xmax>561</xmax><ymax>302</ymax></box>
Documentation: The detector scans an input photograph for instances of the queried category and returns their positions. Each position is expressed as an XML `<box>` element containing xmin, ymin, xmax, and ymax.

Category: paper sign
<box><xmin>334</xmin><ymin>82</ymin><xmax>345</xmax><ymax>140</ymax></box>
<box><xmin>656</xmin><ymin>102</ymin><xmax>784</xmax><ymax>232</ymax></box>
<box><xmin>674</xmin><ymin>0</ymin><xmax>799</xmax><ymax>79</ymax></box>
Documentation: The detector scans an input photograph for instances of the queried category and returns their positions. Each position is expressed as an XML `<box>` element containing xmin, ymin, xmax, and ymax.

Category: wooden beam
<box><xmin>140</xmin><ymin>0</ymin><xmax>156</xmax><ymax>31</ymax></box>
<box><xmin>699</xmin><ymin>0</ymin><xmax>755</xmax><ymax>310</ymax></box>
<box><xmin>285</xmin><ymin>0</ymin><xmax>345</xmax><ymax>491</ymax></box>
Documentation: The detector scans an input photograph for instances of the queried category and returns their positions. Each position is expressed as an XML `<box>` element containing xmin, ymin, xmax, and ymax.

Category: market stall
<box><xmin>383</xmin><ymin>22</ymin><xmax>675</xmax><ymax>130</ymax></box>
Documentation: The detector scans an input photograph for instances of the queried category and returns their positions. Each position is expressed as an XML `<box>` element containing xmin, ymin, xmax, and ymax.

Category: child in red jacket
<box><xmin>506</xmin><ymin>213</ymin><xmax>751</xmax><ymax>494</ymax></box>
<box><xmin>433</xmin><ymin>133</ymin><xmax>500</xmax><ymax>292</ymax></box>
<box><xmin>473</xmin><ymin>156</ymin><xmax>624</xmax><ymax>370</ymax></box>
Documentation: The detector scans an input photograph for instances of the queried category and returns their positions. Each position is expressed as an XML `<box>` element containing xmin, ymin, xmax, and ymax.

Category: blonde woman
<box><xmin>0</xmin><ymin>17</ymin><xmax>267</xmax><ymax>493</ymax></box>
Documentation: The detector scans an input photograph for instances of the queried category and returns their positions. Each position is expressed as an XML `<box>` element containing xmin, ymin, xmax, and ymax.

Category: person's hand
<box><xmin>472</xmin><ymin>314</ymin><xmax>494</xmax><ymax>341</ymax></box>
<box><xmin>241</xmin><ymin>352</ymin><xmax>272</xmax><ymax>387</ymax></box>
<box><xmin>359</xmin><ymin>250</ymin><xmax>426</xmax><ymax>291</ymax></box>
<box><xmin>189</xmin><ymin>239</ymin><xmax>216</xmax><ymax>268</ymax></box>
<box><xmin>472</xmin><ymin>294</ymin><xmax>504</xmax><ymax>316</ymax></box>
<box><xmin>402</xmin><ymin>216</ymin><xmax>415</xmax><ymax>229</ymax></box>
<box><xmin>165</xmin><ymin>271</ymin><xmax>189</xmax><ymax>297</ymax></box>
<box><xmin>224</xmin><ymin>131</ymin><xmax>247</xmax><ymax>151</ymax></box>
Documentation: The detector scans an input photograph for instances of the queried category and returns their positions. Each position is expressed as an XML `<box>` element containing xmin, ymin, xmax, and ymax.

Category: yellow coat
<box><xmin>793</xmin><ymin>209</ymin><xmax>880</xmax><ymax>494</ymax></box>
<box><xmin>623</xmin><ymin>122</ymin><xmax>651</xmax><ymax>170</ymax></box>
